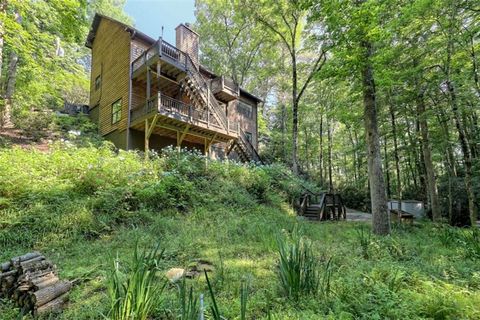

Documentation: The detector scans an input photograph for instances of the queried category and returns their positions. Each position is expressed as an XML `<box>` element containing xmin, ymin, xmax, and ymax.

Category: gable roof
<box><xmin>85</xmin><ymin>14</ymin><xmax>262</xmax><ymax>103</ymax></box>
<box><xmin>86</xmin><ymin>13</ymin><xmax>155</xmax><ymax>48</ymax></box>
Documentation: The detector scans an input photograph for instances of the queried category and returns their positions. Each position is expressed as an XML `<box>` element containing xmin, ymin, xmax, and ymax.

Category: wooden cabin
<box><xmin>85</xmin><ymin>14</ymin><xmax>261</xmax><ymax>162</ymax></box>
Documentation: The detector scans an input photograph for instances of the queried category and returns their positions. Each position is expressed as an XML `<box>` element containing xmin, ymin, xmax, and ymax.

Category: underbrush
<box><xmin>0</xmin><ymin>145</ymin><xmax>479</xmax><ymax>319</ymax></box>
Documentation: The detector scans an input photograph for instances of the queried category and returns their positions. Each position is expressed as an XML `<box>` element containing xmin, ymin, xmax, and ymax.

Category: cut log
<box><xmin>35</xmin><ymin>292</ymin><xmax>69</xmax><ymax>316</ymax></box>
<box><xmin>31</xmin><ymin>281</ymin><xmax>72</xmax><ymax>307</ymax></box>
<box><xmin>11</xmin><ymin>252</ymin><xmax>41</xmax><ymax>266</ymax></box>
<box><xmin>1</xmin><ymin>261</ymin><xmax>11</xmax><ymax>272</ymax></box>
<box><xmin>19</xmin><ymin>255</ymin><xmax>45</xmax><ymax>268</ymax></box>
<box><xmin>20</xmin><ymin>260</ymin><xmax>53</xmax><ymax>274</ymax></box>
<box><xmin>0</xmin><ymin>269</ymin><xmax>17</xmax><ymax>279</ymax></box>
<box><xmin>34</xmin><ymin>276</ymin><xmax>59</xmax><ymax>291</ymax></box>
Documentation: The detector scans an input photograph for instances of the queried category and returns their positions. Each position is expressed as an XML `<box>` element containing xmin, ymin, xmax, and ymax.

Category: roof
<box><xmin>86</xmin><ymin>13</ymin><xmax>155</xmax><ymax>48</ymax></box>
<box><xmin>85</xmin><ymin>14</ymin><xmax>263</xmax><ymax>103</ymax></box>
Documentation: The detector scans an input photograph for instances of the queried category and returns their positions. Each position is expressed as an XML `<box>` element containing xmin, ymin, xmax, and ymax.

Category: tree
<box><xmin>247</xmin><ymin>0</ymin><xmax>327</xmax><ymax>174</ymax></box>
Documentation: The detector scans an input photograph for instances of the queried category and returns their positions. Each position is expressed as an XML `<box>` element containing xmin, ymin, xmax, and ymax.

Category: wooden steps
<box><xmin>299</xmin><ymin>193</ymin><xmax>346</xmax><ymax>221</ymax></box>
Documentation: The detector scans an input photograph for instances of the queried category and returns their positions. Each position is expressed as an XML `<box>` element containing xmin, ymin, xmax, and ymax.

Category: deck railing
<box><xmin>131</xmin><ymin>38</ymin><xmax>188</xmax><ymax>74</ymax></box>
<box><xmin>130</xmin><ymin>93</ymin><xmax>236</xmax><ymax>134</ymax></box>
<box><xmin>131</xmin><ymin>39</ymin><xmax>229</xmax><ymax>132</ymax></box>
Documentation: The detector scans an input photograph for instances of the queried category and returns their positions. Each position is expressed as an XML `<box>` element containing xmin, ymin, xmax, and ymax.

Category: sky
<box><xmin>125</xmin><ymin>0</ymin><xmax>196</xmax><ymax>44</ymax></box>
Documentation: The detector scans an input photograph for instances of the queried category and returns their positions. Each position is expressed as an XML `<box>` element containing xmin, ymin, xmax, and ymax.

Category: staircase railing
<box><xmin>238</xmin><ymin>128</ymin><xmax>263</xmax><ymax>164</ymax></box>
<box><xmin>131</xmin><ymin>38</ymin><xmax>230</xmax><ymax>133</ymax></box>
<box><xmin>184</xmin><ymin>55</ymin><xmax>229</xmax><ymax>131</ymax></box>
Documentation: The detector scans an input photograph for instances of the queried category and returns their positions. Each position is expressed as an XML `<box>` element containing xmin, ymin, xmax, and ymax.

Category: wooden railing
<box><xmin>131</xmin><ymin>39</ymin><xmax>230</xmax><ymax>132</ymax></box>
<box><xmin>184</xmin><ymin>55</ymin><xmax>229</xmax><ymax>131</ymax></box>
<box><xmin>130</xmin><ymin>93</ymin><xmax>237</xmax><ymax>134</ymax></box>
<box><xmin>211</xmin><ymin>76</ymin><xmax>240</xmax><ymax>96</ymax></box>
<box><xmin>131</xmin><ymin>38</ymin><xmax>188</xmax><ymax>75</ymax></box>
<box><xmin>238</xmin><ymin>128</ymin><xmax>263</xmax><ymax>164</ymax></box>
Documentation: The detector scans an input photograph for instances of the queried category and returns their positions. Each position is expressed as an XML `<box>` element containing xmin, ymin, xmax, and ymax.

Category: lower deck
<box><xmin>129</xmin><ymin>92</ymin><xmax>239</xmax><ymax>155</ymax></box>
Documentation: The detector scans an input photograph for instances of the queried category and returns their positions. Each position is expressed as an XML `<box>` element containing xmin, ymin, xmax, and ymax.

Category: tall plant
<box><xmin>276</xmin><ymin>228</ymin><xmax>321</xmax><ymax>300</ymax></box>
<box><xmin>107</xmin><ymin>244</ymin><xmax>166</xmax><ymax>320</ymax></box>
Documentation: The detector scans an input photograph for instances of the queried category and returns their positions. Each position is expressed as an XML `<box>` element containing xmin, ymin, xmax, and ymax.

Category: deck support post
<box><xmin>144</xmin><ymin>115</ymin><xmax>159</xmax><ymax>160</ymax></box>
<box><xmin>207</xmin><ymin>85</ymin><xmax>210</xmax><ymax>128</ymax></box>
<box><xmin>177</xmin><ymin>124</ymin><xmax>190</xmax><ymax>151</ymax></box>
<box><xmin>144</xmin><ymin>119</ymin><xmax>149</xmax><ymax>160</ymax></box>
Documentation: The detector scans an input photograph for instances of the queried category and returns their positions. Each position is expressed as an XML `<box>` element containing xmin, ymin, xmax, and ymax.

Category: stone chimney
<box><xmin>175</xmin><ymin>23</ymin><xmax>199</xmax><ymax>68</ymax></box>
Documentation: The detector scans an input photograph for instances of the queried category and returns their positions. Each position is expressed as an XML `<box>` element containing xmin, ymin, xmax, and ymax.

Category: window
<box><xmin>111</xmin><ymin>99</ymin><xmax>122</xmax><ymax>124</ymax></box>
<box><xmin>238</xmin><ymin>101</ymin><xmax>253</xmax><ymax>119</ymax></box>
<box><xmin>95</xmin><ymin>75</ymin><xmax>101</xmax><ymax>91</ymax></box>
<box><xmin>245</xmin><ymin>131</ymin><xmax>253</xmax><ymax>143</ymax></box>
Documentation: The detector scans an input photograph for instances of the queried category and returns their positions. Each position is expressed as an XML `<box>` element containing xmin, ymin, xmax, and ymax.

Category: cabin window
<box><xmin>111</xmin><ymin>99</ymin><xmax>122</xmax><ymax>124</ymax></box>
<box><xmin>238</xmin><ymin>101</ymin><xmax>253</xmax><ymax>119</ymax></box>
<box><xmin>245</xmin><ymin>131</ymin><xmax>253</xmax><ymax>143</ymax></box>
<box><xmin>95</xmin><ymin>75</ymin><xmax>101</xmax><ymax>91</ymax></box>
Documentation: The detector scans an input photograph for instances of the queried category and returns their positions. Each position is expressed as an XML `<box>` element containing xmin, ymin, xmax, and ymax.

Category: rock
<box><xmin>165</xmin><ymin>268</ymin><xmax>185</xmax><ymax>283</ymax></box>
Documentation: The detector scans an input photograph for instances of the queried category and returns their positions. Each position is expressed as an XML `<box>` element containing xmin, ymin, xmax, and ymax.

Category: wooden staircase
<box><xmin>226</xmin><ymin>129</ymin><xmax>263</xmax><ymax>163</ymax></box>
<box><xmin>180</xmin><ymin>56</ymin><xmax>229</xmax><ymax>131</ymax></box>
<box><xmin>299</xmin><ymin>193</ymin><xmax>346</xmax><ymax>221</ymax></box>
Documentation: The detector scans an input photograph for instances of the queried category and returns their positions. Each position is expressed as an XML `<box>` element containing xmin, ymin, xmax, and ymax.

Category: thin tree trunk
<box><xmin>2</xmin><ymin>51</ymin><xmax>18</xmax><ymax>128</ymax></box>
<box><xmin>319</xmin><ymin>113</ymin><xmax>324</xmax><ymax>186</ymax></box>
<box><xmin>327</xmin><ymin>116</ymin><xmax>333</xmax><ymax>192</ymax></box>
<box><xmin>291</xmin><ymin>53</ymin><xmax>299</xmax><ymax>174</ymax></box>
<box><xmin>416</xmin><ymin>90</ymin><xmax>441</xmax><ymax>221</ymax></box>
<box><xmin>389</xmin><ymin>103</ymin><xmax>402</xmax><ymax>209</ymax></box>
<box><xmin>361</xmin><ymin>39</ymin><xmax>390</xmax><ymax>235</ymax></box>
<box><xmin>448</xmin><ymin>80</ymin><xmax>476</xmax><ymax>225</ymax></box>
<box><xmin>347</xmin><ymin>125</ymin><xmax>358</xmax><ymax>185</ymax></box>
<box><xmin>384</xmin><ymin>136</ymin><xmax>391</xmax><ymax>199</ymax></box>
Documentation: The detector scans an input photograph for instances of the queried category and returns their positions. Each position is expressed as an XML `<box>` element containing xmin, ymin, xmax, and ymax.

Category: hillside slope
<box><xmin>0</xmin><ymin>145</ymin><xmax>479</xmax><ymax>319</ymax></box>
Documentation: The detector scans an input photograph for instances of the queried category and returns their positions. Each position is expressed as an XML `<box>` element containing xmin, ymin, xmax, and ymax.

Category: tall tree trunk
<box><xmin>361</xmin><ymin>40</ymin><xmax>390</xmax><ymax>235</ymax></box>
<box><xmin>383</xmin><ymin>136</ymin><xmax>391</xmax><ymax>199</ymax></box>
<box><xmin>448</xmin><ymin>80</ymin><xmax>476</xmax><ymax>225</ymax></box>
<box><xmin>280</xmin><ymin>102</ymin><xmax>287</xmax><ymax>162</ymax></box>
<box><xmin>389</xmin><ymin>103</ymin><xmax>402</xmax><ymax>209</ymax></box>
<box><xmin>416</xmin><ymin>90</ymin><xmax>441</xmax><ymax>221</ymax></box>
<box><xmin>347</xmin><ymin>125</ymin><xmax>358</xmax><ymax>185</ymax></box>
<box><xmin>2</xmin><ymin>51</ymin><xmax>18</xmax><ymax>128</ymax></box>
<box><xmin>292</xmin><ymin>55</ymin><xmax>299</xmax><ymax>174</ymax></box>
<box><xmin>304</xmin><ymin>125</ymin><xmax>309</xmax><ymax>172</ymax></box>
<box><xmin>318</xmin><ymin>113</ymin><xmax>324</xmax><ymax>186</ymax></box>
<box><xmin>327</xmin><ymin>116</ymin><xmax>333</xmax><ymax>192</ymax></box>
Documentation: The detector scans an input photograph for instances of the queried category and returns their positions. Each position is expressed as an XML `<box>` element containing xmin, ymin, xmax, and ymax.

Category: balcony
<box><xmin>131</xmin><ymin>39</ymin><xmax>188</xmax><ymax>80</ymax></box>
<box><xmin>211</xmin><ymin>76</ymin><xmax>240</xmax><ymax>102</ymax></box>
<box><xmin>130</xmin><ymin>93</ymin><xmax>239</xmax><ymax>144</ymax></box>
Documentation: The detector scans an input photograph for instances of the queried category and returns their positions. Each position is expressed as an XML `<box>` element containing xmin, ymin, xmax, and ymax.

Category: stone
<box><xmin>165</xmin><ymin>268</ymin><xmax>185</xmax><ymax>283</ymax></box>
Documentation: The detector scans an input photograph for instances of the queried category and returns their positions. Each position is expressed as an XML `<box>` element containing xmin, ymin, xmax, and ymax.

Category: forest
<box><xmin>0</xmin><ymin>0</ymin><xmax>479</xmax><ymax>319</ymax></box>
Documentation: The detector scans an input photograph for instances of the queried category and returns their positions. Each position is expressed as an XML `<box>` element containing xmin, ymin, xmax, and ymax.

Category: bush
<box><xmin>14</xmin><ymin>109</ymin><xmax>54</xmax><ymax>141</ymax></box>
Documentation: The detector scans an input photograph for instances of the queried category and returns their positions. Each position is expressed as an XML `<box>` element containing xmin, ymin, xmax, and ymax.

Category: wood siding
<box><xmin>89</xmin><ymin>18</ymin><xmax>131</xmax><ymax>136</ymax></box>
<box><xmin>228</xmin><ymin>96</ymin><xmax>258</xmax><ymax>148</ymax></box>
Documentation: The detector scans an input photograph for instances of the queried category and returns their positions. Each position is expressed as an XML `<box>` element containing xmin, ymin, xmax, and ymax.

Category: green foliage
<box><xmin>107</xmin><ymin>244</ymin><xmax>167</xmax><ymax>320</ymax></box>
<box><xmin>276</xmin><ymin>227</ymin><xmax>321</xmax><ymax>301</ymax></box>
<box><xmin>176</xmin><ymin>276</ymin><xmax>199</xmax><ymax>320</ymax></box>
<box><xmin>1</xmin><ymin>147</ymin><xmax>480</xmax><ymax>319</ymax></box>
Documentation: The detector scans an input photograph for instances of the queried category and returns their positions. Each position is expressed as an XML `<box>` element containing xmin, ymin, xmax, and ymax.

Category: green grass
<box><xmin>0</xmin><ymin>145</ymin><xmax>479</xmax><ymax>319</ymax></box>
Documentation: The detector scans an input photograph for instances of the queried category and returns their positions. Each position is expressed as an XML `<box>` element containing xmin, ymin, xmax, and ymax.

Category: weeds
<box><xmin>355</xmin><ymin>225</ymin><xmax>371</xmax><ymax>259</ymax></box>
<box><xmin>107</xmin><ymin>244</ymin><xmax>166</xmax><ymax>320</ymax></box>
<box><xmin>462</xmin><ymin>228</ymin><xmax>480</xmax><ymax>259</ymax></box>
<box><xmin>276</xmin><ymin>228</ymin><xmax>321</xmax><ymax>300</ymax></box>
<box><xmin>176</xmin><ymin>276</ymin><xmax>198</xmax><ymax>320</ymax></box>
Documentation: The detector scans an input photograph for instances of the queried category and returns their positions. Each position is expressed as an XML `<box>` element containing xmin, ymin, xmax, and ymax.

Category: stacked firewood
<box><xmin>0</xmin><ymin>252</ymin><xmax>71</xmax><ymax>316</ymax></box>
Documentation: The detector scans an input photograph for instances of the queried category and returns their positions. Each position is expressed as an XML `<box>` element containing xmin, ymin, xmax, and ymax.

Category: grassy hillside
<box><xmin>0</xmin><ymin>145</ymin><xmax>479</xmax><ymax>319</ymax></box>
